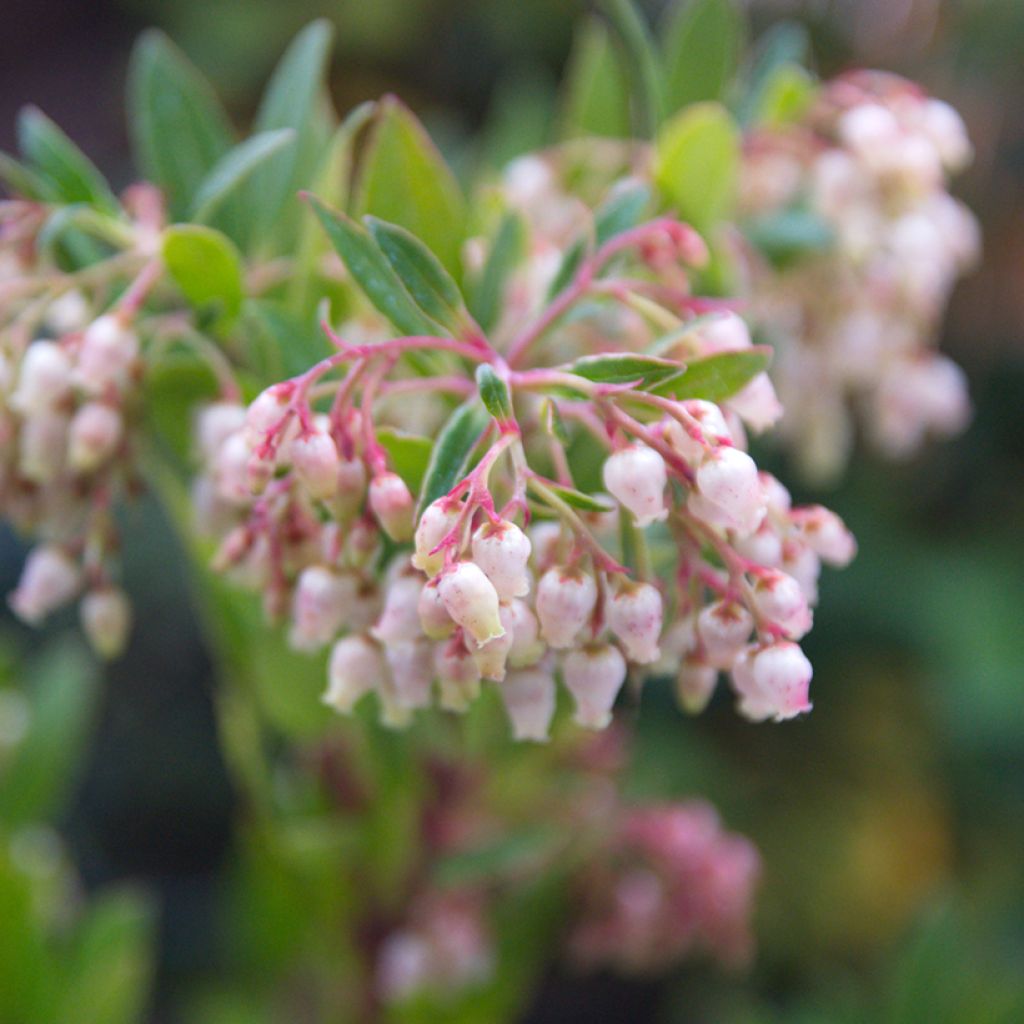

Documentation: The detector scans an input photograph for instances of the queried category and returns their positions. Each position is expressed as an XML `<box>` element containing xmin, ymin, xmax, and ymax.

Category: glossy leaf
<box><xmin>376</xmin><ymin>428</ymin><xmax>433</xmax><ymax>494</ymax></box>
<box><xmin>127</xmin><ymin>31</ymin><xmax>235</xmax><ymax>220</ymax></box>
<box><xmin>476</xmin><ymin>364</ymin><xmax>514</xmax><ymax>421</ymax></box>
<box><xmin>568</xmin><ymin>352</ymin><xmax>683</xmax><ymax>388</ymax></box>
<box><xmin>560</xmin><ymin>18</ymin><xmax>631</xmax><ymax>139</ymax></box>
<box><xmin>162</xmin><ymin>224</ymin><xmax>244</xmax><ymax>328</ymax></box>
<box><xmin>352</xmin><ymin>98</ymin><xmax>466</xmax><ymax>274</ymax></box>
<box><xmin>366</xmin><ymin>216</ymin><xmax>468</xmax><ymax>334</ymax></box>
<box><xmin>534</xmin><ymin>480</ymin><xmax>615</xmax><ymax>513</ymax></box>
<box><xmin>17</xmin><ymin>107</ymin><xmax>118</xmax><ymax>212</ymax></box>
<box><xmin>468</xmin><ymin>211</ymin><xmax>525</xmax><ymax>333</ymax></box>
<box><xmin>654</xmin><ymin>101</ymin><xmax>740</xmax><ymax>233</ymax></box>
<box><xmin>416</xmin><ymin>400</ymin><xmax>490</xmax><ymax>514</ymax></box>
<box><xmin>0</xmin><ymin>150</ymin><xmax>56</xmax><ymax>201</ymax></box>
<box><xmin>649</xmin><ymin>347</ymin><xmax>772</xmax><ymax>402</ymax></box>
<box><xmin>191</xmin><ymin>129</ymin><xmax>296</xmax><ymax>223</ymax></box>
<box><xmin>306</xmin><ymin>194</ymin><xmax>438</xmax><ymax>337</ymax></box>
<box><xmin>662</xmin><ymin>0</ymin><xmax>742</xmax><ymax>112</ymax></box>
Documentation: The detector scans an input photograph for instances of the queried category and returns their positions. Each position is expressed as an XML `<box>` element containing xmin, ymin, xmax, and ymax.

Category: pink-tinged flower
<box><xmin>67</xmin><ymin>402</ymin><xmax>123</xmax><ymax>473</ymax></box>
<box><xmin>18</xmin><ymin>410</ymin><xmax>69</xmax><ymax>484</ymax></box>
<box><xmin>921</xmin><ymin>98</ymin><xmax>972</xmax><ymax>171</ymax></box>
<box><xmin>675</xmin><ymin>655</ymin><xmax>718</xmax><ymax>714</ymax></box>
<box><xmin>75</xmin><ymin>315</ymin><xmax>139</xmax><ymax>396</ymax></box>
<box><xmin>696</xmin><ymin>311</ymin><xmax>752</xmax><ymax>353</ymax></box>
<box><xmin>369</xmin><ymin>472</ymin><xmax>415</xmax><ymax>541</ymax></box>
<box><xmin>45</xmin><ymin>289</ymin><xmax>90</xmax><ymax>334</ymax></box>
<box><xmin>212</xmin><ymin>432</ymin><xmax>256</xmax><ymax>505</ymax></box>
<box><xmin>696</xmin><ymin>600</ymin><xmax>754</xmax><ymax>670</ymax></box>
<box><xmin>8</xmin><ymin>546</ymin><xmax>81</xmax><ymax>625</ymax></box>
<box><xmin>727</xmin><ymin>373</ymin><xmax>783</xmax><ymax>433</ymax></box>
<box><xmin>607</xmin><ymin>582</ymin><xmax>663</xmax><ymax>664</ymax></box>
<box><xmin>563</xmin><ymin>644</ymin><xmax>627</xmax><ymax>729</ymax></box>
<box><xmin>735</xmin><ymin>521</ymin><xmax>784</xmax><ymax>568</ymax></box>
<box><xmin>783</xmin><ymin>543</ymin><xmax>821</xmax><ymax>604</ymax></box>
<box><xmin>536</xmin><ymin>566</ymin><xmax>597</xmax><ymax>648</ymax></box>
<box><xmin>602</xmin><ymin>445</ymin><xmax>668</xmax><ymax>527</ymax></box>
<box><xmin>504</xmin><ymin>598</ymin><xmax>545</xmax><ymax>668</ymax></box>
<box><xmin>243</xmin><ymin>385</ymin><xmax>289</xmax><ymax>446</ymax></box>
<box><xmin>471</xmin><ymin>519</ymin><xmax>532</xmax><ymax>599</ymax></box>
<box><xmin>434</xmin><ymin>640</ymin><xmax>481</xmax><ymax>712</ymax></box>
<box><xmin>439</xmin><ymin>561</ymin><xmax>504</xmax><ymax>647</ymax></box>
<box><xmin>838</xmin><ymin>103</ymin><xmax>901</xmax><ymax>160</ymax></box>
<box><xmin>793</xmin><ymin>505</ymin><xmax>857</xmax><ymax>567</ymax></box>
<box><xmin>335</xmin><ymin>456</ymin><xmax>369</xmax><ymax>520</ymax></box>
<box><xmin>371</xmin><ymin>574</ymin><xmax>424</xmax><ymax>645</ymax></box>
<box><xmin>689</xmin><ymin>446</ymin><xmax>766</xmax><ymax>537</ymax></box>
<box><xmin>527</xmin><ymin>520</ymin><xmax>564</xmax><ymax>571</ymax></box>
<box><xmin>750</xmin><ymin>570</ymin><xmax>812</xmax><ymax>640</ymax></box>
<box><xmin>80</xmin><ymin>586</ymin><xmax>132</xmax><ymax>659</ymax></box>
<box><xmin>417</xmin><ymin>578</ymin><xmax>454</xmax><ymax>639</ymax></box>
<box><xmin>412</xmin><ymin>499</ymin><xmax>458</xmax><ymax>577</ymax></box>
<box><xmin>290</xmin><ymin>566</ymin><xmax>354</xmax><ymax>651</ymax></box>
<box><xmin>730</xmin><ymin>641</ymin><xmax>813</xmax><ymax>722</ymax></box>
<box><xmin>10</xmin><ymin>340</ymin><xmax>72</xmax><ymax>413</ymax></box>
<box><xmin>291</xmin><ymin>428</ymin><xmax>341</xmax><ymax>501</ymax></box>
<box><xmin>323</xmin><ymin>634</ymin><xmax>381</xmax><ymax>714</ymax></box>
<box><xmin>499</xmin><ymin>664</ymin><xmax>556</xmax><ymax>741</ymax></box>
<box><xmin>383</xmin><ymin>640</ymin><xmax>434</xmax><ymax>711</ymax></box>
<box><xmin>195</xmin><ymin>402</ymin><xmax>245</xmax><ymax>464</ymax></box>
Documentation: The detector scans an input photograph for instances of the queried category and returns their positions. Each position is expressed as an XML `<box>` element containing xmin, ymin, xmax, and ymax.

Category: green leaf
<box><xmin>143</xmin><ymin>350</ymin><xmax>219</xmax><ymax>466</ymax></box>
<box><xmin>595</xmin><ymin>182</ymin><xmax>651</xmax><ymax>245</ymax></box>
<box><xmin>162</xmin><ymin>224</ymin><xmax>244</xmax><ymax>328</ymax></box>
<box><xmin>243</xmin><ymin>300</ymin><xmax>334</xmax><ymax>381</ymax></box>
<box><xmin>248</xmin><ymin>20</ymin><xmax>336</xmax><ymax>245</ymax></box>
<box><xmin>736</xmin><ymin>20</ymin><xmax>811</xmax><ymax>126</ymax></box>
<box><xmin>598</xmin><ymin>0</ymin><xmax>665</xmax><ymax>136</ymax></box>
<box><xmin>568</xmin><ymin>352</ymin><xmax>683</xmax><ymax>388</ymax></box>
<box><xmin>654</xmin><ymin>101</ymin><xmax>740</xmax><ymax>233</ymax></box>
<box><xmin>534</xmin><ymin>480</ymin><xmax>614</xmax><ymax>513</ymax></box>
<box><xmin>546</xmin><ymin>236</ymin><xmax>588</xmax><ymax>301</ymax></box>
<box><xmin>365</xmin><ymin>216</ymin><xmax>468</xmax><ymax>335</ymax></box>
<box><xmin>416</xmin><ymin>401</ymin><xmax>490</xmax><ymax>514</ymax></box>
<box><xmin>434</xmin><ymin>827</ymin><xmax>561</xmax><ymax>887</ymax></box>
<box><xmin>16</xmin><ymin>107</ymin><xmax>118</xmax><ymax>212</ymax></box>
<box><xmin>662</xmin><ymin>0</ymin><xmax>743</xmax><ymax>113</ymax></box>
<box><xmin>541</xmin><ymin>398</ymin><xmax>570</xmax><ymax>446</ymax></box>
<box><xmin>127</xmin><ymin>30</ymin><xmax>235</xmax><ymax>220</ymax></box>
<box><xmin>755</xmin><ymin>63</ymin><xmax>816</xmax><ymax>127</ymax></box>
<box><xmin>475</xmin><ymin>364</ymin><xmax>514</xmax><ymax>421</ymax></box>
<box><xmin>377</xmin><ymin>428</ymin><xmax>433</xmax><ymax>494</ymax></box>
<box><xmin>649</xmin><ymin>347</ymin><xmax>771</xmax><ymax>402</ymax></box>
<box><xmin>0</xmin><ymin>151</ymin><xmax>55</xmax><ymax>200</ymax></box>
<box><xmin>191</xmin><ymin>129</ymin><xmax>296</xmax><ymax>223</ymax></box>
<box><xmin>744</xmin><ymin>207</ymin><xmax>833</xmax><ymax>265</ymax></box>
<box><xmin>305</xmin><ymin>194</ymin><xmax>439</xmax><ymax>337</ymax></box>
<box><xmin>352</xmin><ymin>98</ymin><xmax>466</xmax><ymax>274</ymax></box>
<box><xmin>468</xmin><ymin>211</ymin><xmax>525</xmax><ymax>333</ymax></box>
<box><xmin>560</xmin><ymin>18</ymin><xmax>631</xmax><ymax>139</ymax></box>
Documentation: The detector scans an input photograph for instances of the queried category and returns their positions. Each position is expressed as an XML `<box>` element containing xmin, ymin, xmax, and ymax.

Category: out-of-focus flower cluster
<box><xmin>195</xmin><ymin>193</ymin><xmax>854</xmax><ymax>741</ymax></box>
<box><xmin>741</xmin><ymin>71</ymin><xmax>979</xmax><ymax>479</ymax></box>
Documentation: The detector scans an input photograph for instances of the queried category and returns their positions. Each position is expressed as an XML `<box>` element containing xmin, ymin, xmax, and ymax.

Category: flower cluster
<box><xmin>570</xmin><ymin>801</ymin><xmax>761</xmax><ymax>972</ymax></box>
<box><xmin>196</xmin><ymin>206</ymin><xmax>854</xmax><ymax>739</ymax></box>
<box><xmin>741</xmin><ymin>71</ymin><xmax>979</xmax><ymax>479</ymax></box>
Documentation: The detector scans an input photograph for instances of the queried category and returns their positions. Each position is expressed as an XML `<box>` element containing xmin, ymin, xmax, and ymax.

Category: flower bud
<box><xmin>607</xmin><ymin>582</ymin><xmax>663</xmax><ymax>664</ymax></box>
<box><xmin>195</xmin><ymin>402</ymin><xmax>245</xmax><ymax>465</ymax></box>
<box><xmin>439</xmin><ymin>561</ymin><xmax>504</xmax><ymax>647</ymax></box>
<box><xmin>45</xmin><ymin>289</ymin><xmax>90</xmax><ymax>335</ymax></box>
<box><xmin>528</xmin><ymin>520</ymin><xmax>564</xmax><ymax>571</ymax></box>
<box><xmin>794</xmin><ymin>506</ymin><xmax>856</xmax><ymax>567</ymax></box>
<box><xmin>697</xmin><ymin>311</ymin><xmax>752</xmax><ymax>353</ymax></box>
<box><xmin>412</xmin><ymin>499</ymin><xmax>458</xmax><ymax>577</ymax></box>
<box><xmin>67</xmin><ymin>402</ymin><xmax>123</xmax><ymax>473</ymax></box>
<box><xmin>734</xmin><ymin>522</ymin><xmax>783</xmax><ymax>569</ymax></box>
<box><xmin>384</xmin><ymin>640</ymin><xmax>434</xmax><ymax>711</ymax></box>
<box><xmin>730</xmin><ymin>642</ymin><xmax>812</xmax><ymax>722</ymax></box>
<box><xmin>602</xmin><ymin>445</ymin><xmax>668</xmax><ymax>527</ymax></box>
<box><xmin>18</xmin><ymin>410</ymin><xmax>69</xmax><ymax>484</ymax></box>
<box><xmin>75</xmin><ymin>315</ymin><xmax>139</xmax><ymax>396</ymax></box>
<box><xmin>750</xmin><ymin>570</ymin><xmax>812</xmax><ymax>640</ymax></box>
<box><xmin>417</xmin><ymin>578</ymin><xmax>454</xmax><ymax>639</ymax></box>
<box><xmin>536</xmin><ymin>567</ymin><xmax>597</xmax><ymax>648</ymax></box>
<box><xmin>471</xmin><ymin>520</ymin><xmax>532</xmax><ymax>599</ymax></box>
<box><xmin>8</xmin><ymin>546</ymin><xmax>81</xmax><ymax>625</ymax></box>
<box><xmin>213</xmin><ymin>432</ymin><xmax>256</xmax><ymax>505</ymax></box>
<box><xmin>500</xmin><ymin>664</ymin><xmax>556</xmax><ymax>741</ymax></box>
<box><xmin>697</xmin><ymin>600</ymin><xmax>754</xmax><ymax>670</ymax></box>
<box><xmin>80</xmin><ymin>586</ymin><xmax>132</xmax><ymax>659</ymax></box>
<box><xmin>291</xmin><ymin>428</ymin><xmax>341</xmax><ymax>501</ymax></box>
<box><xmin>782</xmin><ymin>543</ymin><xmax>820</xmax><ymax>603</ymax></box>
<box><xmin>727</xmin><ymin>373</ymin><xmax>783</xmax><ymax>433</ymax></box>
<box><xmin>689</xmin><ymin>447</ymin><xmax>766</xmax><ymax>537</ymax></box>
<box><xmin>10</xmin><ymin>341</ymin><xmax>72</xmax><ymax>412</ymax></box>
<box><xmin>290</xmin><ymin>566</ymin><xmax>354</xmax><ymax>651</ymax></box>
<box><xmin>921</xmin><ymin>98</ymin><xmax>972</xmax><ymax>171</ymax></box>
<box><xmin>372</xmin><ymin>575</ymin><xmax>424</xmax><ymax>645</ymax></box>
<box><xmin>505</xmin><ymin>599</ymin><xmax>545</xmax><ymax>668</ymax></box>
<box><xmin>244</xmin><ymin>386</ymin><xmax>289</xmax><ymax>446</ymax></box>
<box><xmin>335</xmin><ymin>456</ymin><xmax>368</xmax><ymax>520</ymax></box>
<box><xmin>324</xmin><ymin>634</ymin><xmax>381</xmax><ymax>714</ymax></box>
<box><xmin>435</xmin><ymin>640</ymin><xmax>481</xmax><ymax>712</ymax></box>
<box><xmin>369</xmin><ymin>472</ymin><xmax>414</xmax><ymax>542</ymax></box>
<box><xmin>675</xmin><ymin>655</ymin><xmax>718</xmax><ymax>714</ymax></box>
<box><xmin>563</xmin><ymin>644</ymin><xmax>627</xmax><ymax>729</ymax></box>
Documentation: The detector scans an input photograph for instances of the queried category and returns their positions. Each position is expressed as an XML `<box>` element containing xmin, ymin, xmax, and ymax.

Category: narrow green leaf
<box><xmin>435</xmin><ymin>828</ymin><xmax>560</xmax><ymax>887</ymax></box>
<box><xmin>597</xmin><ymin>0</ymin><xmax>665</xmax><ymax>136</ymax></box>
<box><xmin>560</xmin><ymin>18</ymin><xmax>631</xmax><ymax>139</ymax></box>
<box><xmin>376</xmin><ymin>428</ymin><xmax>433</xmax><ymax>494</ymax></box>
<box><xmin>127</xmin><ymin>30</ymin><xmax>235</xmax><ymax>219</ymax></box>
<box><xmin>162</xmin><ymin>224</ymin><xmax>244</xmax><ymax>328</ymax></box>
<box><xmin>535</xmin><ymin>481</ymin><xmax>614</xmax><ymax>513</ymax></box>
<box><xmin>353</xmin><ymin>97</ymin><xmax>466</xmax><ymax>274</ymax></box>
<box><xmin>17</xmin><ymin>107</ymin><xmax>118</xmax><ymax>212</ymax></box>
<box><xmin>649</xmin><ymin>347</ymin><xmax>771</xmax><ymax>402</ymax></box>
<box><xmin>305</xmin><ymin>194</ymin><xmax>439</xmax><ymax>337</ymax></box>
<box><xmin>365</xmin><ymin>216</ymin><xmax>468</xmax><ymax>335</ymax></box>
<box><xmin>568</xmin><ymin>352</ymin><xmax>683</xmax><ymax>388</ymax></box>
<box><xmin>468</xmin><ymin>211</ymin><xmax>525</xmax><ymax>333</ymax></box>
<box><xmin>595</xmin><ymin>182</ymin><xmax>651</xmax><ymax>245</ymax></box>
<box><xmin>416</xmin><ymin>401</ymin><xmax>490</xmax><ymax>515</ymax></box>
<box><xmin>0</xmin><ymin>151</ymin><xmax>55</xmax><ymax>200</ymax></box>
<box><xmin>736</xmin><ymin>20</ymin><xmax>811</xmax><ymax>126</ymax></box>
<box><xmin>476</xmin><ymin>364</ymin><xmax>514</xmax><ymax>421</ymax></box>
<box><xmin>754</xmin><ymin>63</ymin><xmax>816</xmax><ymax>127</ymax></box>
<box><xmin>744</xmin><ymin>207</ymin><xmax>833</xmax><ymax>265</ymax></box>
<box><xmin>191</xmin><ymin>129</ymin><xmax>296</xmax><ymax>223</ymax></box>
<box><xmin>654</xmin><ymin>101</ymin><xmax>740</xmax><ymax>233</ymax></box>
<box><xmin>35</xmin><ymin>205</ymin><xmax>129</xmax><ymax>261</ymax></box>
<box><xmin>662</xmin><ymin>0</ymin><xmax>743</xmax><ymax>113</ymax></box>
<box><xmin>540</xmin><ymin>399</ymin><xmax>570</xmax><ymax>446</ymax></box>
<box><xmin>547</xmin><ymin>236</ymin><xmax>588</xmax><ymax>301</ymax></box>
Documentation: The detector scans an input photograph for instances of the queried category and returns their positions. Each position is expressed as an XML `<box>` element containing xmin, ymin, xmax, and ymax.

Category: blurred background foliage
<box><xmin>1</xmin><ymin>0</ymin><xmax>1022</xmax><ymax>1021</ymax></box>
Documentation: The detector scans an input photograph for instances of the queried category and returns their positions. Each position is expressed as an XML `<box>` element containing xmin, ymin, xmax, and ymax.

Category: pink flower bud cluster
<box><xmin>1</xmin><ymin>300</ymin><xmax>139</xmax><ymax>659</ymax></box>
<box><xmin>570</xmin><ymin>801</ymin><xmax>761</xmax><ymax>972</ymax></box>
<box><xmin>741</xmin><ymin>71</ymin><xmax>978</xmax><ymax>479</ymax></box>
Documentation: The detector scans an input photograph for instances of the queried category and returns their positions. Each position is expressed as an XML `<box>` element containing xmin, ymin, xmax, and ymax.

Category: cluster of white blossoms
<box><xmin>0</xmin><ymin>229</ymin><xmax>139</xmax><ymax>658</ymax></box>
<box><xmin>741</xmin><ymin>71</ymin><xmax>980</xmax><ymax>479</ymax></box>
<box><xmin>194</xmin><ymin>204</ymin><xmax>855</xmax><ymax>740</ymax></box>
